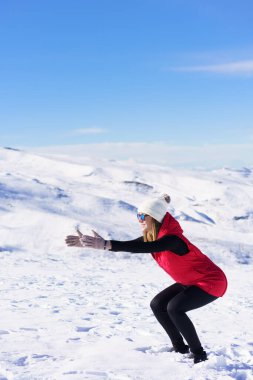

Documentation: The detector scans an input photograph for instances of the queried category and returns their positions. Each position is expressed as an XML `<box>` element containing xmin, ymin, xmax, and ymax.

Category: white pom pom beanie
<box><xmin>138</xmin><ymin>194</ymin><xmax>171</xmax><ymax>223</ymax></box>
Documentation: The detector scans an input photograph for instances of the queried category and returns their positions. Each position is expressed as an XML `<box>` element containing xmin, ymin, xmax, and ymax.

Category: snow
<box><xmin>0</xmin><ymin>146</ymin><xmax>253</xmax><ymax>380</ymax></box>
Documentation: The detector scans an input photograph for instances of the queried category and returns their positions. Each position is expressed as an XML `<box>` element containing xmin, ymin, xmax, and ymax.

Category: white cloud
<box><xmin>29</xmin><ymin>142</ymin><xmax>253</xmax><ymax>170</ymax></box>
<box><xmin>71</xmin><ymin>127</ymin><xmax>106</xmax><ymax>135</ymax></box>
<box><xmin>170</xmin><ymin>59</ymin><xmax>253</xmax><ymax>75</ymax></box>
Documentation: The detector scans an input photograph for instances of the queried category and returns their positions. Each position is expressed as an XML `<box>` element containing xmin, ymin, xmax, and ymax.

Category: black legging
<box><xmin>150</xmin><ymin>283</ymin><xmax>218</xmax><ymax>352</ymax></box>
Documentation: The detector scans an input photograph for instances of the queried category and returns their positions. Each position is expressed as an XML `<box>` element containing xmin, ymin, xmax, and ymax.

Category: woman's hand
<box><xmin>80</xmin><ymin>230</ymin><xmax>106</xmax><ymax>250</ymax></box>
<box><xmin>65</xmin><ymin>228</ymin><xmax>108</xmax><ymax>250</ymax></box>
<box><xmin>65</xmin><ymin>227</ymin><xmax>84</xmax><ymax>247</ymax></box>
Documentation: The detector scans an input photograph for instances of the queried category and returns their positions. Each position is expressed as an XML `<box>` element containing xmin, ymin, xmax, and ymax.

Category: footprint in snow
<box><xmin>0</xmin><ymin>330</ymin><xmax>9</xmax><ymax>335</ymax></box>
<box><xmin>75</xmin><ymin>326</ymin><xmax>95</xmax><ymax>332</ymax></box>
<box><xmin>20</xmin><ymin>327</ymin><xmax>38</xmax><ymax>332</ymax></box>
<box><xmin>109</xmin><ymin>311</ymin><xmax>121</xmax><ymax>315</ymax></box>
<box><xmin>63</xmin><ymin>371</ymin><xmax>78</xmax><ymax>375</ymax></box>
<box><xmin>14</xmin><ymin>356</ymin><xmax>28</xmax><ymax>366</ymax></box>
<box><xmin>85</xmin><ymin>371</ymin><xmax>108</xmax><ymax>377</ymax></box>
<box><xmin>66</xmin><ymin>337</ymin><xmax>81</xmax><ymax>342</ymax></box>
<box><xmin>32</xmin><ymin>354</ymin><xmax>52</xmax><ymax>361</ymax></box>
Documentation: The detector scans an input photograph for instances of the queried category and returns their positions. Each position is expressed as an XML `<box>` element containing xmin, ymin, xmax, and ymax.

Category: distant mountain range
<box><xmin>1</xmin><ymin>146</ymin><xmax>252</xmax><ymax>264</ymax></box>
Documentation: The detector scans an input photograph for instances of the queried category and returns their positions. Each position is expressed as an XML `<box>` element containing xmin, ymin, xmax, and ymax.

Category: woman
<box><xmin>65</xmin><ymin>194</ymin><xmax>227</xmax><ymax>364</ymax></box>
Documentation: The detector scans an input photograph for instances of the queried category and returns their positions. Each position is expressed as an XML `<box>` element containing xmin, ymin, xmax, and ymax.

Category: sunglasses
<box><xmin>137</xmin><ymin>213</ymin><xmax>147</xmax><ymax>221</ymax></box>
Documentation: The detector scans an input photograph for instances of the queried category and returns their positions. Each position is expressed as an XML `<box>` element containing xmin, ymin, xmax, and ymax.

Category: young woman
<box><xmin>65</xmin><ymin>194</ymin><xmax>227</xmax><ymax>364</ymax></box>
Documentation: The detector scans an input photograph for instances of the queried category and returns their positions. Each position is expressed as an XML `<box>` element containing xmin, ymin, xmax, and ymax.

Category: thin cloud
<box><xmin>170</xmin><ymin>60</ymin><xmax>253</xmax><ymax>75</ymax></box>
<box><xmin>71</xmin><ymin>127</ymin><xmax>107</xmax><ymax>135</ymax></box>
<box><xmin>30</xmin><ymin>142</ymin><xmax>253</xmax><ymax>170</ymax></box>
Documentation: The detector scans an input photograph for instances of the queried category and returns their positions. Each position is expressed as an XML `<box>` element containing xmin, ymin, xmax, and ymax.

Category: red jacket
<box><xmin>152</xmin><ymin>212</ymin><xmax>227</xmax><ymax>297</ymax></box>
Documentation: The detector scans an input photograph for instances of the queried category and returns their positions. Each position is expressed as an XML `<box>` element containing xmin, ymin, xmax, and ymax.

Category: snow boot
<box><xmin>173</xmin><ymin>343</ymin><xmax>189</xmax><ymax>354</ymax></box>
<box><xmin>192</xmin><ymin>347</ymin><xmax>208</xmax><ymax>364</ymax></box>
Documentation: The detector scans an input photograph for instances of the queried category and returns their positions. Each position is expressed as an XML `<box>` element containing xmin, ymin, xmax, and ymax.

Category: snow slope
<box><xmin>0</xmin><ymin>147</ymin><xmax>252</xmax><ymax>380</ymax></box>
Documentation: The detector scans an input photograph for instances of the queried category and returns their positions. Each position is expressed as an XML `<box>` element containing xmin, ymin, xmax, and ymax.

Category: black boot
<box><xmin>192</xmin><ymin>347</ymin><xmax>208</xmax><ymax>364</ymax></box>
<box><xmin>173</xmin><ymin>343</ymin><xmax>189</xmax><ymax>354</ymax></box>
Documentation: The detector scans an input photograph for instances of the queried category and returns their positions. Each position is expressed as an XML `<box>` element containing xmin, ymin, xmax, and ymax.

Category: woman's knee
<box><xmin>167</xmin><ymin>300</ymin><xmax>180</xmax><ymax>317</ymax></box>
<box><xmin>150</xmin><ymin>295</ymin><xmax>162</xmax><ymax>312</ymax></box>
<box><xmin>150</xmin><ymin>284</ymin><xmax>183</xmax><ymax>313</ymax></box>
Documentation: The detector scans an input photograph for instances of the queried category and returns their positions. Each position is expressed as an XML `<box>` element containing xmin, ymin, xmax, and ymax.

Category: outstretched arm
<box><xmin>110</xmin><ymin>235</ymin><xmax>189</xmax><ymax>255</ymax></box>
<box><xmin>65</xmin><ymin>230</ymin><xmax>189</xmax><ymax>255</ymax></box>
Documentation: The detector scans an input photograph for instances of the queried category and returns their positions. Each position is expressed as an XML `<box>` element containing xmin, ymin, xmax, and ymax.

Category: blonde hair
<box><xmin>143</xmin><ymin>218</ymin><xmax>162</xmax><ymax>242</ymax></box>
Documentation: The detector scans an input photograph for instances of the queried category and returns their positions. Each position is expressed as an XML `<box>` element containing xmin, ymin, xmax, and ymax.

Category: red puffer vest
<box><xmin>152</xmin><ymin>212</ymin><xmax>227</xmax><ymax>297</ymax></box>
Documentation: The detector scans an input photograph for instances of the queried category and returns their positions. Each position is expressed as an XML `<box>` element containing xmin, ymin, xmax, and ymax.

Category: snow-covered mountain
<box><xmin>0</xmin><ymin>146</ymin><xmax>252</xmax><ymax>379</ymax></box>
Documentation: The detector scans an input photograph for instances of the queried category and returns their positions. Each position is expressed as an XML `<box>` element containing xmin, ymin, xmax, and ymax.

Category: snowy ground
<box><xmin>0</xmin><ymin>147</ymin><xmax>253</xmax><ymax>380</ymax></box>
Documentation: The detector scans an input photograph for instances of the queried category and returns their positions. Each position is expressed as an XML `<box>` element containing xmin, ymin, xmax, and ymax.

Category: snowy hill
<box><xmin>0</xmin><ymin>147</ymin><xmax>252</xmax><ymax>379</ymax></box>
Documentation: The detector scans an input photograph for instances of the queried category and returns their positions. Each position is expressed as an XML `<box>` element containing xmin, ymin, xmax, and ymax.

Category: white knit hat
<box><xmin>137</xmin><ymin>194</ymin><xmax>171</xmax><ymax>223</ymax></box>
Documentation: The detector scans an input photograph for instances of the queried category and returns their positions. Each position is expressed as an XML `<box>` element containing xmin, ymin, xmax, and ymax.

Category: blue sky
<box><xmin>0</xmin><ymin>0</ymin><xmax>253</xmax><ymax>167</ymax></box>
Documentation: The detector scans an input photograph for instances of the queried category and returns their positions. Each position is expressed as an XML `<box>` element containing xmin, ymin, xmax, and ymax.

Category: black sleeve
<box><xmin>110</xmin><ymin>235</ymin><xmax>189</xmax><ymax>256</ymax></box>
